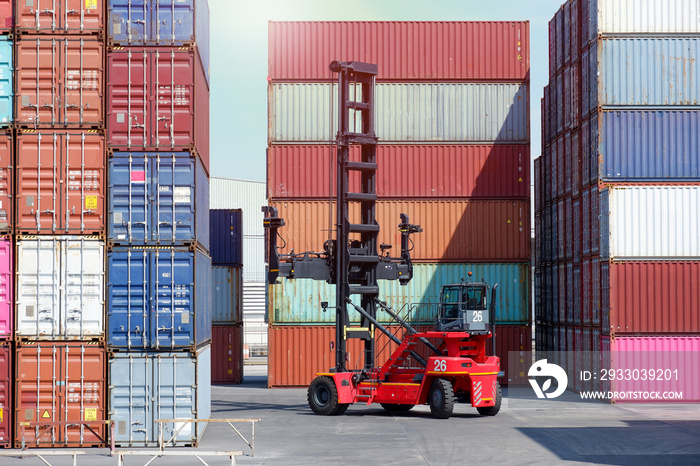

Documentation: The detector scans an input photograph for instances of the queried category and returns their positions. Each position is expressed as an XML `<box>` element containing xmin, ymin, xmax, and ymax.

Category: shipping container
<box><xmin>211</xmin><ymin>324</ymin><xmax>242</xmax><ymax>384</ymax></box>
<box><xmin>600</xmin><ymin>186</ymin><xmax>700</xmax><ymax>260</ymax></box>
<box><xmin>107</xmin><ymin>0</ymin><xmax>211</xmax><ymax>88</ymax></box>
<box><xmin>0</xmin><ymin>238</ymin><xmax>11</xmax><ymax>339</ymax></box>
<box><xmin>269</xmin><ymin>263</ymin><xmax>530</xmax><ymax>324</ymax></box>
<box><xmin>108</xmin><ymin>153</ymin><xmax>209</xmax><ymax>249</ymax></box>
<box><xmin>555</xmin><ymin>7</ymin><xmax>563</xmax><ymax>73</ymax></box>
<box><xmin>534</xmin><ymin>157</ymin><xmax>542</xmax><ymax>215</ymax></box>
<box><xmin>209</xmin><ymin>209</ymin><xmax>242</xmax><ymax>266</ymax></box>
<box><xmin>269</xmin><ymin>200</ymin><xmax>530</xmax><ymax>262</ymax></box>
<box><xmin>15</xmin><ymin>0</ymin><xmax>104</xmax><ymax>34</ymax></box>
<box><xmin>0</xmin><ymin>0</ymin><xmax>11</xmax><ymax>32</ymax></box>
<box><xmin>107</xmin><ymin>246</ymin><xmax>212</xmax><ymax>350</ymax></box>
<box><xmin>211</xmin><ymin>266</ymin><xmax>241</xmax><ymax>324</ymax></box>
<box><xmin>268</xmin><ymin>83</ymin><xmax>529</xmax><ymax>144</ymax></box>
<box><xmin>0</xmin><ymin>130</ymin><xmax>11</xmax><ymax>230</ymax></box>
<box><xmin>16</xmin><ymin>236</ymin><xmax>103</xmax><ymax>340</ymax></box>
<box><xmin>548</xmin><ymin>18</ymin><xmax>555</xmax><ymax>78</ymax></box>
<box><xmin>14</xmin><ymin>37</ymin><xmax>103</xmax><ymax>128</ymax></box>
<box><xmin>15</xmin><ymin>342</ymin><xmax>105</xmax><ymax>448</ymax></box>
<box><xmin>605</xmin><ymin>261</ymin><xmax>700</xmax><ymax>334</ymax></box>
<box><xmin>0</xmin><ymin>36</ymin><xmax>11</xmax><ymax>126</ymax></box>
<box><xmin>109</xmin><ymin>345</ymin><xmax>211</xmax><ymax>447</ymax></box>
<box><xmin>107</xmin><ymin>46</ymin><xmax>210</xmax><ymax>175</ymax></box>
<box><xmin>16</xmin><ymin>130</ymin><xmax>104</xmax><ymax>235</ymax></box>
<box><xmin>593</xmin><ymin>0</ymin><xmax>700</xmax><ymax>35</ymax></box>
<box><xmin>267</xmin><ymin>145</ymin><xmax>530</xmax><ymax>200</ymax></box>
<box><xmin>599</xmin><ymin>110</ymin><xmax>700</xmax><ymax>180</ymax></box>
<box><xmin>268</xmin><ymin>21</ymin><xmax>530</xmax><ymax>82</ymax></box>
<box><xmin>0</xmin><ymin>341</ymin><xmax>10</xmax><ymax>447</ymax></box>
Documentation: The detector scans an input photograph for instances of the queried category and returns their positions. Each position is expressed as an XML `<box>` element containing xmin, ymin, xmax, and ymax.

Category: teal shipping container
<box><xmin>0</xmin><ymin>37</ymin><xmax>11</xmax><ymax>126</ymax></box>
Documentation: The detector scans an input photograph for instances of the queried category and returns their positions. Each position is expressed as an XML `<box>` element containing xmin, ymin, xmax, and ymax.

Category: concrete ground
<box><xmin>1</xmin><ymin>365</ymin><xmax>699</xmax><ymax>465</ymax></box>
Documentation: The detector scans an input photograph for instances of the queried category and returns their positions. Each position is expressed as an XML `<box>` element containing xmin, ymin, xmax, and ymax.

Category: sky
<box><xmin>209</xmin><ymin>0</ymin><xmax>566</xmax><ymax>182</ymax></box>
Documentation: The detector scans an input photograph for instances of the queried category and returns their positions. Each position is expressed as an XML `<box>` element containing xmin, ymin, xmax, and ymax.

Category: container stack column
<box><xmin>104</xmin><ymin>0</ymin><xmax>212</xmax><ymax>446</ymax></box>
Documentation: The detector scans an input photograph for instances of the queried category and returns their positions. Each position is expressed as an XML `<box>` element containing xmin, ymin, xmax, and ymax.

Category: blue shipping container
<box><xmin>0</xmin><ymin>37</ymin><xmax>11</xmax><ymax>126</ymax></box>
<box><xmin>599</xmin><ymin>38</ymin><xmax>700</xmax><ymax>106</ymax></box>
<box><xmin>108</xmin><ymin>246</ymin><xmax>212</xmax><ymax>350</ymax></box>
<box><xmin>107</xmin><ymin>0</ymin><xmax>210</xmax><ymax>87</ymax></box>
<box><xmin>209</xmin><ymin>209</ymin><xmax>242</xmax><ymax>266</ymax></box>
<box><xmin>108</xmin><ymin>152</ymin><xmax>210</xmax><ymax>250</ymax></box>
<box><xmin>269</xmin><ymin>263</ymin><xmax>530</xmax><ymax>324</ymax></box>
<box><xmin>109</xmin><ymin>345</ymin><xmax>211</xmax><ymax>447</ymax></box>
<box><xmin>599</xmin><ymin>110</ymin><xmax>700</xmax><ymax>180</ymax></box>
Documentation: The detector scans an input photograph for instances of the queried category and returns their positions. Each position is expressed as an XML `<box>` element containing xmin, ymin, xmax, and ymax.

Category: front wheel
<box><xmin>308</xmin><ymin>376</ymin><xmax>348</xmax><ymax>415</ymax></box>
<box><xmin>477</xmin><ymin>381</ymin><xmax>502</xmax><ymax>416</ymax></box>
<box><xmin>428</xmin><ymin>378</ymin><xmax>455</xmax><ymax>419</ymax></box>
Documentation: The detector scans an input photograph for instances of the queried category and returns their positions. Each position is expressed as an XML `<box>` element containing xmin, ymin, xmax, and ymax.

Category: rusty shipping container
<box><xmin>14</xmin><ymin>342</ymin><xmax>106</xmax><ymax>448</ymax></box>
<box><xmin>268</xmin><ymin>145</ymin><xmax>530</xmax><ymax>200</ymax></box>
<box><xmin>604</xmin><ymin>261</ymin><xmax>700</xmax><ymax>335</ymax></box>
<box><xmin>268</xmin><ymin>21</ymin><xmax>530</xmax><ymax>82</ymax></box>
<box><xmin>107</xmin><ymin>46</ymin><xmax>210</xmax><ymax>175</ymax></box>
<box><xmin>0</xmin><ymin>130</ymin><xmax>11</xmax><ymax>231</ymax></box>
<box><xmin>268</xmin><ymin>199</ymin><xmax>530</xmax><ymax>262</ymax></box>
<box><xmin>211</xmin><ymin>324</ymin><xmax>243</xmax><ymax>384</ymax></box>
<box><xmin>14</xmin><ymin>37</ymin><xmax>104</xmax><ymax>128</ymax></box>
<box><xmin>0</xmin><ymin>341</ymin><xmax>10</xmax><ymax>447</ymax></box>
<box><xmin>15</xmin><ymin>130</ymin><xmax>104</xmax><ymax>235</ymax></box>
<box><xmin>14</xmin><ymin>0</ymin><xmax>104</xmax><ymax>35</ymax></box>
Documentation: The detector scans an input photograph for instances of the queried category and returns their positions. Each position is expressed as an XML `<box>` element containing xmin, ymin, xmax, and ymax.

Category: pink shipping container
<box><xmin>268</xmin><ymin>21</ymin><xmax>530</xmax><ymax>82</ymax></box>
<box><xmin>0</xmin><ymin>0</ymin><xmax>10</xmax><ymax>32</ymax></box>
<box><xmin>267</xmin><ymin>145</ymin><xmax>530</xmax><ymax>200</ymax></box>
<box><xmin>0</xmin><ymin>237</ymin><xmax>11</xmax><ymax>340</ymax></box>
<box><xmin>0</xmin><ymin>341</ymin><xmax>10</xmax><ymax>447</ymax></box>
<box><xmin>268</xmin><ymin>199</ymin><xmax>530</xmax><ymax>262</ymax></box>
<box><xmin>107</xmin><ymin>46</ymin><xmax>210</xmax><ymax>175</ymax></box>
<box><xmin>0</xmin><ymin>130</ymin><xmax>12</xmax><ymax>232</ymax></box>
<box><xmin>211</xmin><ymin>324</ymin><xmax>243</xmax><ymax>384</ymax></box>
<box><xmin>14</xmin><ymin>0</ymin><xmax>104</xmax><ymax>34</ymax></box>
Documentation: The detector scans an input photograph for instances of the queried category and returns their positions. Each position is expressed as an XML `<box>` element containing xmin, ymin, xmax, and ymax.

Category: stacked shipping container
<box><xmin>104</xmin><ymin>0</ymin><xmax>212</xmax><ymax>445</ymax></box>
<box><xmin>267</xmin><ymin>21</ymin><xmax>531</xmax><ymax>388</ymax></box>
<box><xmin>0</xmin><ymin>9</ymin><xmax>10</xmax><ymax>447</ymax></box>
<box><xmin>537</xmin><ymin>0</ymin><xmax>700</xmax><ymax>400</ymax></box>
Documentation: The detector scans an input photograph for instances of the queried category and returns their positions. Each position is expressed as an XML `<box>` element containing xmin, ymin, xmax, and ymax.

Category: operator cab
<box><xmin>435</xmin><ymin>274</ymin><xmax>497</xmax><ymax>333</ymax></box>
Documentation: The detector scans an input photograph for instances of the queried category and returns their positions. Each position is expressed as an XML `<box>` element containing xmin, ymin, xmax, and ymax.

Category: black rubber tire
<box><xmin>380</xmin><ymin>403</ymin><xmax>415</xmax><ymax>413</ymax></box>
<box><xmin>477</xmin><ymin>382</ymin><xmax>502</xmax><ymax>416</ymax></box>
<box><xmin>307</xmin><ymin>376</ymin><xmax>348</xmax><ymax>415</ymax></box>
<box><xmin>428</xmin><ymin>378</ymin><xmax>455</xmax><ymax>419</ymax></box>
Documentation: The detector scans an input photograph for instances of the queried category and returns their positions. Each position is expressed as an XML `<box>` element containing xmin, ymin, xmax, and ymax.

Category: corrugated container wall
<box><xmin>0</xmin><ymin>131</ymin><xmax>11</xmax><ymax>231</ymax></box>
<box><xmin>109</xmin><ymin>346</ymin><xmax>211</xmax><ymax>447</ymax></box>
<box><xmin>0</xmin><ymin>342</ymin><xmax>9</xmax><ymax>446</ymax></box>
<box><xmin>211</xmin><ymin>325</ymin><xmax>243</xmax><ymax>384</ymax></box>
<box><xmin>0</xmin><ymin>238</ymin><xmax>10</xmax><ymax>339</ymax></box>
<box><xmin>212</xmin><ymin>266</ymin><xmax>242</xmax><ymax>324</ymax></box>
<box><xmin>15</xmin><ymin>0</ymin><xmax>104</xmax><ymax>34</ymax></box>
<box><xmin>209</xmin><ymin>209</ymin><xmax>243</xmax><ymax>266</ymax></box>
<box><xmin>268</xmin><ymin>21</ymin><xmax>530</xmax><ymax>81</ymax></box>
<box><xmin>0</xmin><ymin>37</ymin><xmax>11</xmax><ymax>126</ymax></box>
<box><xmin>593</xmin><ymin>0</ymin><xmax>700</xmax><ymax>35</ymax></box>
<box><xmin>108</xmin><ymin>153</ymin><xmax>210</xmax><ymax>250</ymax></box>
<box><xmin>0</xmin><ymin>1</ymin><xmax>11</xmax><ymax>32</ymax></box>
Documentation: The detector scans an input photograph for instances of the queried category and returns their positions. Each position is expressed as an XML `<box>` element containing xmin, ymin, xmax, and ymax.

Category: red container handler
<box><xmin>107</xmin><ymin>46</ymin><xmax>210</xmax><ymax>175</ymax></box>
<box><xmin>14</xmin><ymin>0</ymin><xmax>104</xmax><ymax>35</ymax></box>
<box><xmin>0</xmin><ymin>341</ymin><xmax>11</xmax><ymax>448</ymax></box>
<box><xmin>268</xmin><ymin>145</ymin><xmax>531</xmax><ymax>200</ymax></box>
<box><xmin>211</xmin><ymin>324</ymin><xmax>243</xmax><ymax>384</ymax></box>
<box><xmin>268</xmin><ymin>21</ymin><xmax>530</xmax><ymax>82</ymax></box>
<box><xmin>0</xmin><ymin>129</ymin><xmax>12</xmax><ymax>232</ymax></box>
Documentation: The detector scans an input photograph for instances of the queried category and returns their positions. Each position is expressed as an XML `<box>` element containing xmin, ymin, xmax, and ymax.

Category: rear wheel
<box><xmin>380</xmin><ymin>403</ymin><xmax>414</xmax><ymax>413</ymax></box>
<box><xmin>428</xmin><ymin>378</ymin><xmax>454</xmax><ymax>419</ymax></box>
<box><xmin>477</xmin><ymin>382</ymin><xmax>502</xmax><ymax>416</ymax></box>
<box><xmin>308</xmin><ymin>376</ymin><xmax>348</xmax><ymax>415</ymax></box>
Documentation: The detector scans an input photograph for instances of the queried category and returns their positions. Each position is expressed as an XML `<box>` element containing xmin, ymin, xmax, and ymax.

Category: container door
<box><xmin>64</xmin><ymin>0</ymin><xmax>104</xmax><ymax>33</ymax></box>
<box><xmin>109</xmin><ymin>154</ymin><xmax>149</xmax><ymax>243</ymax></box>
<box><xmin>15</xmin><ymin>39</ymin><xmax>60</xmax><ymax>126</ymax></box>
<box><xmin>108</xmin><ymin>249</ymin><xmax>149</xmax><ymax>349</ymax></box>
<box><xmin>152</xmin><ymin>153</ymin><xmax>195</xmax><ymax>244</ymax></box>
<box><xmin>108</xmin><ymin>50</ymin><xmax>149</xmax><ymax>148</ymax></box>
<box><xmin>64</xmin><ymin>132</ymin><xmax>105</xmax><ymax>234</ymax></box>
<box><xmin>62</xmin><ymin>39</ymin><xmax>104</xmax><ymax>127</ymax></box>
<box><xmin>154</xmin><ymin>0</ymin><xmax>195</xmax><ymax>45</ymax></box>
<box><xmin>0</xmin><ymin>239</ymin><xmax>12</xmax><ymax>338</ymax></box>
<box><xmin>63</xmin><ymin>238</ymin><xmax>104</xmax><ymax>338</ymax></box>
<box><xmin>62</xmin><ymin>344</ymin><xmax>105</xmax><ymax>446</ymax></box>
<box><xmin>17</xmin><ymin>238</ymin><xmax>61</xmax><ymax>338</ymax></box>
<box><xmin>15</xmin><ymin>0</ymin><xmax>59</xmax><ymax>32</ymax></box>
<box><xmin>0</xmin><ymin>38</ymin><xmax>11</xmax><ymax>125</ymax></box>
<box><xmin>152</xmin><ymin>249</ymin><xmax>194</xmax><ymax>349</ymax></box>
<box><xmin>153</xmin><ymin>49</ymin><xmax>194</xmax><ymax>149</ymax></box>
<box><xmin>108</xmin><ymin>0</ymin><xmax>149</xmax><ymax>44</ymax></box>
<box><xmin>110</xmin><ymin>355</ymin><xmax>152</xmax><ymax>446</ymax></box>
<box><xmin>153</xmin><ymin>353</ymin><xmax>197</xmax><ymax>445</ymax></box>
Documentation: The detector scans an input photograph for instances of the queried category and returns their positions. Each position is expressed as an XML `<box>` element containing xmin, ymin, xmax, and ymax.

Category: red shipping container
<box><xmin>557</xmin><ymin>199</ymin><xmax>565</xmax><ymax>261</ymax></box>
<box><xmin>573</xmin><ymin>264</ymin><xmax>581</xmax><ymax>323</ymax></box>
<box><xmin>0</xmin><ymin>342</ymin><xmax>11</xmax><ymax>447</ymax></box>
<box><xmin>487</xmin><ymin>324</ymin><xmax>532</xmax><ymax>386</ymax></box>
<box><xmin>557</xmin><ymin>134</ymin><xmax>565</xmax><ymax>199</ymax></box>
<box><xmin>211</xmin><ymin>324</ymin><xmax>243</xmax><ymax>384</ymax></box>
<box><xmin>268</xmin><ymin>22</ymin><xmax>530</xmax><ymax>82</ymax></box>
<box><xmin>558</xmin><ymin>263</ymin><xmax>566</xmax><ymax>325</ymax></box>
<box><xmin>582</xmin><ymin>187</ymin><xmax>591</xmax><ymax>256</ymax></box>
<box><xmin>14</xmin><ymin>37</ymin><xmax>104</xmax><ymax>128</ymax></box>
<box><xmin>14</xmin><ymin>0</ymin><xmax>104</xmax><ymax>35</ymax></box>
<box><xmin>555</xmin><ymin>7</ymin><xmax>563</xmax><ymax>73</ymax></box>
<box><xmin>550</xmin><ymin>140</ymin><xmax>558</xmax><ymax>201</ymax></box>
<box><xmin>582</xmin><ymin>258</ymin><xmax>591</xmax><ymax>326</ymax></box>
<box><xmin>566</xmin><ymin>262</ymin><xmax>574</xmax><ymax>324</ymax></box>
<box><xmin>0</xmin><ymin>130</ymin><xmax>12</xmax><ymax>232</ymax></box>
<box><xmin>268</xmin><ymin>145</ymin><xmax>530</xmax><ymax>200</ymax></box>
<box><xmin>0</xmin><ymin>0</ymin><xmax>11</xmax><ymax>32</ymax></box>
<box><xmin>548</xmin><ymin>18</ymin><xmax>556</xmax><ymax>78</ymax></box>
<box><xmin>571</xmin><ymin>129</ymin><xmax>580</xmax><ymax>197</ymax></box>
<box><xmin>107</xmin><ymin>46</ymin><xmax>210</xmax><ymax>174</ymax></box>
<box><xmin>15</xmin><ymin>130</ymin><xmax>104</xmax><ymax>235</ymax></box>
<box><xmin>591</xmin><ymin>257</ymin><xmax>601</xmax><ymax>326</ymax></box>
<box><xmin>534</xmin><ymin>157</ymin><xmax>542</xmax><ymax>215</ymax></box>
<box><xmin>564</xmin><ymin>65</ymin><xmax>571</xmax><ymax>130</ymax></box>
<box><xmin>607</xmin><ymin>261</ymin><xmax>700</xmax><ymax>334</ymax></box>
<box><xmin>565</xmin><ymin>197</ymin><xmax>573</xmax><ymax>260</ymax></box>
<box><xmin>570</xmin><ymin>0</ymin><xmax>580</xmax><ymax>62</ymax></box>
<box><xmin>564</xmin><ymin>132</ymin><xmax>572</xmax><ymax>196</ymax></box>
<box><xmin>15</xmin><ymin>342</ymin><xmax>106</xmax><ymax>448</ymax></box>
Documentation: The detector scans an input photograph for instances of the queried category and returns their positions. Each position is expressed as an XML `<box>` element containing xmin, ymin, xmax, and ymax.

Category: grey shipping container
<box><xmin>212</xmin><ymin>266</ymin><xmax>242</xmax><ymax>324</ymax></box>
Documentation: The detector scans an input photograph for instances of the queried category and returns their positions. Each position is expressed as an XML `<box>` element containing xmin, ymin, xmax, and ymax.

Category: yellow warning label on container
<box><xmin>42</xmin><ymin>410</ymin><xmax>51</xmax><ymax>419</ymax></box>
<box><xmin>228</xmin><ymin>369</ymin><xmax>233</xmax><ymax>375</ymax></box>
<box><xmin>85</xmin><ymin>0</ymin><xmax>97</xmax><ymax>9</ymax></box>
<box><xmin>0</xmin><ymin>408</ymin><xmax>3</xmax><ymax>422</ymax></box>
<box><xmin>84</xmin><ymin>408</ymin><xmax>97</xmax><ymax>421</ymax></box>
<box><xmin>85</xmin><ymin>195</ymin><xmax>98</xmax><ymax>210</ymax></box>
<box><xmin>507</xmin><ymin>219</ymin><xmax>512</xmax><ymax>224</ymax></box>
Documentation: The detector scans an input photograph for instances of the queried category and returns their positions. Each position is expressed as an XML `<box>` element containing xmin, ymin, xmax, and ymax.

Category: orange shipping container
<box><xmin>268</xmin><ymin>200</ymin><xmax>529</xmax><ymax>262</ymax></box>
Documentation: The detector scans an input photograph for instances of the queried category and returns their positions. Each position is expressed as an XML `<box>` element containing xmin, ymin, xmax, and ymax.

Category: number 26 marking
<box><xmin>434</xmin><ymin>359</ymin><xmax>447</xmax><ymax>372</ymax></box>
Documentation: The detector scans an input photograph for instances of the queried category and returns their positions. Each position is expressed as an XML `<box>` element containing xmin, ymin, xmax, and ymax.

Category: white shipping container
<box><xmin>600</xmin><ymin>186</ymin><xmax>700</xmax><ymax>260</ymax></box>
<box><xmin>594</xmin><ymin>0</ymin><xmax>700</xmax><ymax>34</ymax></box>
<box><xmin>16</xmin><ymin>236</ymin><xmax>104</xmax><ymax>339</ymax></box>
